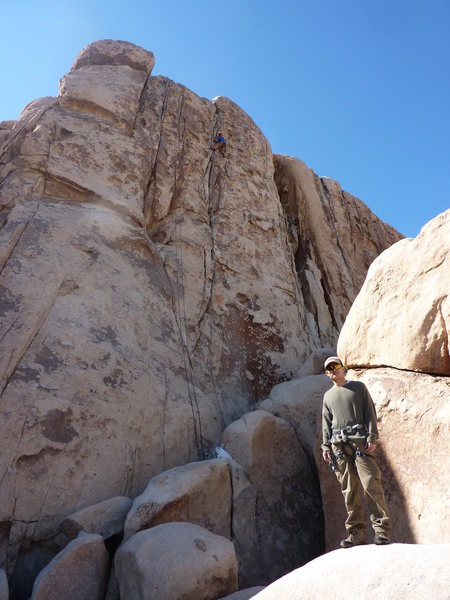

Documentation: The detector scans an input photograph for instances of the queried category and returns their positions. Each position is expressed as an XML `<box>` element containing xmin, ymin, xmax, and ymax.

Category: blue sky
<box><xmin>1</xmin><ymin>0</ymin><xmax>449</xmax><ymax>238</ymax></box>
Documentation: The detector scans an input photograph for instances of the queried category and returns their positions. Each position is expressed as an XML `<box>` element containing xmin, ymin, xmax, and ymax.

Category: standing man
<box><xmin>321</xmin><ymin>356</ymin><xmax>391</xmax><ymax>548</ymax></box>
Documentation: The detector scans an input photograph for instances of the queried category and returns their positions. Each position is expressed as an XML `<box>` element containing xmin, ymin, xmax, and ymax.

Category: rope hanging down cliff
<box><xmin>174</xmin><ymin>209</ymin><xmax>206</xmax><ymax>460</ymax></box>
<box><xmin>197</xmin><ymin>124</ymin><xmax>230</xmax><ymax>435</ymax></box>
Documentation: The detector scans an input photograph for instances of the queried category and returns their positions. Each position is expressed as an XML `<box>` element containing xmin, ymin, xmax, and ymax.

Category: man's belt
<box><xmin>331</xmin><ymin>424</ymin><xmax>366</xmax><ymax>442</ymax></box>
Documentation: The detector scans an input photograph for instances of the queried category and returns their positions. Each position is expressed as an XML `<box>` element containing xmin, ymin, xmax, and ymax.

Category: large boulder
<box><xmin>259</xmin><ymin>374</ymin><xmax>331</xmax><ymax>462</ymax></box>
<box><xmin>253</xmin><ymin>543</ymin><xmax>450</xmax><ymax>600</ymax></box>
<box><xmin>221</xmin><ymin>410</ymin><xmax>323</xmax><ymax>583</ymax></box>
<box><xmin>31</xmin><ymin>532</ymin><xmax>109</xmax><ymax>600</ymax></box>
<box><xmin>115</xmin><ymin>522</ymin><xmax>238</xmax><ymax>600</ymax></box>
<box><xmin>338</xmin><ymin>210</ymin><xmax>450</xmax><ymax>375</ymax></box>
<box><xmin>124</xmin><ymin>458</ymin><xmax>231</xmax><ymax>540</ymax></box>
<box><xmin>71</xmin><ymin>39</ymin><xmax>155</xmax><ymax>73</ymax></box>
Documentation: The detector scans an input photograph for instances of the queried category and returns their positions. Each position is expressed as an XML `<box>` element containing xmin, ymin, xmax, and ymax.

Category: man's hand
<box><xmin>365</xmin><ymin>442</ymin><xmax>376</xmax><ymax>453</ymax></box>
<box><xmin>323</xmin><ymin>449</ymin><xmax>331</xmax><ymax>463</ymax></box>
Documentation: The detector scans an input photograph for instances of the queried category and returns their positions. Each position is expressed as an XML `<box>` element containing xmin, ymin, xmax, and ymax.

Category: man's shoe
<box><xmin>374</xmin><ymin>533</ymin><xmax>390</xmax><ymax>545</ymax></box>
<box><xmin>339</xmin><ymin>532</ymin><xmax>366</xmax><ymax>548</ymax></box>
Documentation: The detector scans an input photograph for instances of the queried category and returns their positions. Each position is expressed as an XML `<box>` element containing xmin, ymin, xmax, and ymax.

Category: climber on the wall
<box><xmin>211</xmin><ymin>131</ymin><xmax>226</xmax><ymax>156</ymax></box>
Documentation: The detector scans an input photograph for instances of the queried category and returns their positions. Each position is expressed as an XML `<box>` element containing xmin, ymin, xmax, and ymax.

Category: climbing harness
<box><xmin>331</xmin><ymin>424</ymin><xmax>366</xmax><ymax>443</ymax></box>
<box><xmin>327</xmin><ymin>424</ymin><xmax>369</xmax><ymax>472</ymax></box>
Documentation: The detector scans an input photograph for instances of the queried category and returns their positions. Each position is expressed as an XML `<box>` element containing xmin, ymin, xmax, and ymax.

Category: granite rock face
<box><xmin>338</xmin><ymin>210</ymin><xmax>450</xmax><ymax>375</ymax></box>
<box><xmin>0</xmin><ymin>39</ymin><xmax>401</xmax><ymax>573</ymax></box>
<box><xmin>273</xmin><ymin>155</ymin><xmax>401</xmax><ymax>345</ymax></box>
<box><xmin>253</xmin><ymin>543</ymin><xmax>450</xmax><ymax>600</ymax></box>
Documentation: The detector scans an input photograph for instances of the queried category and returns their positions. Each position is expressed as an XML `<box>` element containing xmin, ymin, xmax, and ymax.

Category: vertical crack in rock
<box><xmin>123</xmin><ymin>404</ymin><xmax>133</xmax><ymax>496</ymax></box>
<box><xmin>162</xmin><ymin>367</ymin><xmax>168</xmax><ymax>470</ymax></box>
<box><xmin>128</xmin><ymin>412</ymin><xmax>145</xmax><ymax>495</ymax></box>
<box><xmin>142</xmin><ymin>228</ymin><xmax>206</xmax><ymax>460</ymax></box>
<box><xmin>0</xmin><ymin>416</ymin><xmax>27</xmax><ymax>490</ymax></box>
<box><xmin>226</xmin><ymin>462</ymin><xmax>235</xmax><ymax>540</ymax></box>
<box><xmin>44</xmin><ymin>121</ymin><xmax>58</xmax><ymax>179</ymax></box>
<box><xmin>320</xmin><ymin>179</ymin><xmax>352</xmax><ymax>280</ymax></box>
<box><xmin>274</xmin><ymin>187</ymin><xmax>311</xmax><ymax>345</ymax></box>
<box><xmin>273</xmin><ymin>156</ymin><xmax>329</xmax><ymax>345</ymax></box>
<box><xmin>439</xmin><ymin>303</ymin><xmax>450</xmax><ymax>362</ymax></box>
<box><xmin>0</xmin><ymin>165</ymin><xmax>17</xmax><ymax>188</ymax></box>
<box><xmin>0</xmin><ymin>203</ymin><xmax>40</xmax><ymax>277</ymax></box>
<box><xmin>143</xmin><ymin>78</ymin><xmax>172</xmax><ymax>220</ymax></box>
<box><xmin>334</xmin><ymin>188</ymin><xmax>354</xmax><ymax>275</ymax></box>
<box><xmin>32</xmin><ymin>454</ymin><xmax>62</xmax><ymax>541</ymax></box>
<box><xmin>131</xmin><ymin>72</ymin><xmax>152</xmax><ymax>133</ymax></box>
<box><xmin>195</xmin><ymin>104</ymin><xmax>227</xmax><ymax>429</ymax></box>
<box><xmin>435</xmin><ymin>300</ymin><xmax>450</xmax><ymax>374</ymax></box>
<box><xmin>194</xmin><ymin>104</ymin><xmax>222</xmax><ymax>328</ymax></box>
<box><xmin>0</xmin><ymin>317</ymin><xmax>19</xmax><ymax>345</ymax></box>
<box><xmin>140</xmin><ymin>79</ymin><xmax>206</xmax><ymax>460</ymax></box>
<box><xmin>173</xmin><ymin>219</ymin><xmax>205</xmax><ymax>460</ymax></box>
<box><xmin>319</xmin><ymin>270</ymin><xmax>338</xmax><ymax>330</ymax></box>
<box><xmin>0</xmin><ymin>271</ymin><xmax>67</xmax><ymax>398</ymax></box>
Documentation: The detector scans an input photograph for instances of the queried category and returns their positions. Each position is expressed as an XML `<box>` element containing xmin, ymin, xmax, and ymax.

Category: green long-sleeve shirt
<box><xmin>322</xmin><ymin>380</ymin><xmax>379</xmax><ymax>449</ymax></box>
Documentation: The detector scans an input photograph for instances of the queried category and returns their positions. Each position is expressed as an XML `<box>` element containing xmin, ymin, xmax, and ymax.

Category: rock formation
<box><xmin>115</xmin><ymin>522</ymin><xmax>238</xmax><ymax>600</ymax></box>
<box><xmin>259</xmin><ymin>373</ymin><xmax>332</xmax><ymax>462</ymax></box>
<box><xmin>221</xmin><ymin>410</ymin><xmax>323</xmax><ymax>584</ymax></box>
<box><xmin>59</xmin><ymin>496</ymin><xmax>132</xmax><ymax>541</ymax></box>
<box><xmin>252</xmin><ymin>543</ymin><xmax>450</xmax><ymax>600</ymax></box>
<box><xmin>30</xmin><ymin>532</ymin><xmax>109</xmax><ymax>600</ymax></box>
<box><xmin>123</xmin><ymin>459</ymin><xmax>232</xmax><ymax>541</ymax></box>
<box><xmin>273</xmin><ymin>155</ymin><xmax>400</xmax><ymax>342</ymax></box>
<box><xmin>338</xmin><ymin>209</ymin><xmax>450</xmax><ymax>374</ymax></box>
<box><xmin>0</xmin><ymin>38</ymin><xmax>403</xmax><ymax>595</ymax></box>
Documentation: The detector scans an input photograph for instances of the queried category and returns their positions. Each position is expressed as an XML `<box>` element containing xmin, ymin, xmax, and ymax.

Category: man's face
<box><xmin>325</xmin><ymin>363</ymin><xmax>344</xmax><ymax>380</ymax></box>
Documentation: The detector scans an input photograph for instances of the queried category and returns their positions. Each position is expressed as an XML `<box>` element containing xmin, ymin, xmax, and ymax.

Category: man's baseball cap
<box><xmin>324</xmin><ymin>356</ymin><xmax>344</xmax><ymax>370</ymax></box>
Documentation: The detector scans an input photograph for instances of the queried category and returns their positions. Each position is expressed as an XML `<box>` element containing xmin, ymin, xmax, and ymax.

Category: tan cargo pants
<box><xmin>332</xmin><ymin>440</ymin><xmax>391</xmax><ymax>538</ymax></box>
